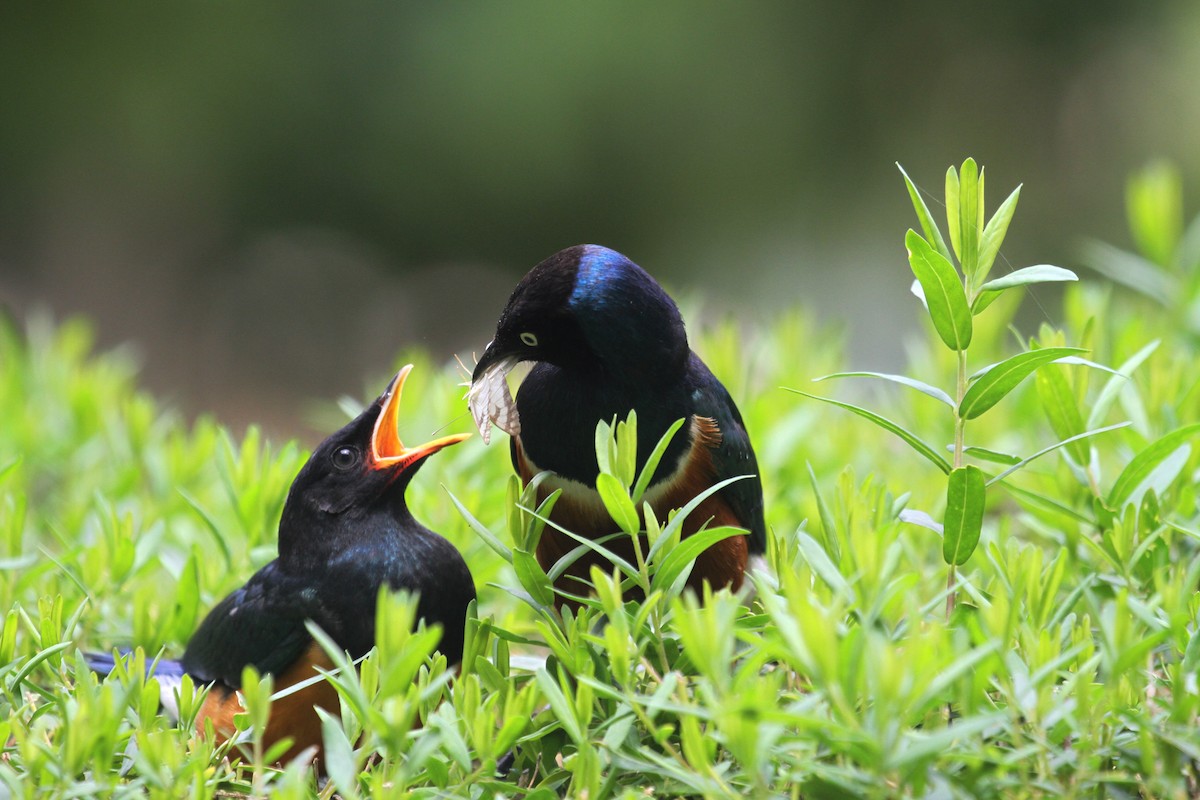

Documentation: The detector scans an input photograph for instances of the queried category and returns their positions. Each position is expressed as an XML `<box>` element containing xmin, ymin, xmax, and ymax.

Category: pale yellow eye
<box><xmin>520</xmin><ymin>332</ymin><xmax>539</xmax><ymax>347</ymax></box>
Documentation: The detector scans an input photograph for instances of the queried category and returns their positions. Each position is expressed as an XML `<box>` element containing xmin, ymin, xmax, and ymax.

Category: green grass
<box><xmin>2</xmin><ymin>161</ymin><xmax>1199</xmax><ymax>798</ymax></box>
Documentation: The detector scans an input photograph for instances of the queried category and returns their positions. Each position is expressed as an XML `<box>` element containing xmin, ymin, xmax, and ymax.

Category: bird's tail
<box><xmin>83</xmin><ymin>649</ymin><xmax>187</xmax><ymax>723</ymax></box>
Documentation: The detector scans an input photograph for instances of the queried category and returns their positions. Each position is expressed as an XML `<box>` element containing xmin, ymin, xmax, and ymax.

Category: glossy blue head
<box><xmin>472</xmin><ymin>245</ymin><xmax>689</xmax><ymax>385</ymax></box>
<box><xmin>569</xmin><ymin>245</ymin><xmax>636</xmax><ymax>311</ymax></box>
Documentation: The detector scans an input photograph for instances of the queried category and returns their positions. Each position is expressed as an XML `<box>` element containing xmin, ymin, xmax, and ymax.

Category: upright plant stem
<box><xmin>947</xmin><ymin>349</ymin><xmax>969</xmax><ymax>621</ymax></box>
<box><xmin>953</xmin><ymin>350</ymin><xmax>967</xmax><ymax>471</ymax></box>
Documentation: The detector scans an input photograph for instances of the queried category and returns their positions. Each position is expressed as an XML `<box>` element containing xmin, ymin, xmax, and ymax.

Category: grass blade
<box><xmin>1106</xmin><ymin>423</ymin><xmax>1200</xmax><ymax>511</ymax></box>
<box><xmin>986</xmin><ymin>422</ymin><xmax>1131</xmax><ymax>486</ymax></box>
<box><xmin>446</xmin><ymin>487</ymin><xmax>512</xmax><ymax>563</ymax></box>
<box><xmin>814</xmin><ymin>371</ymin><xmax>954</xmax><ymax>407</ymax></box>
<box><xmin>807</xmin><ymin>462</ymin><xmax>841</xmax><ymax>564</ymax></box>
<box><xmin>786</xmin><ymin>389</ymin><xmax>952</xmax><ymax>474</ymax></box>
<box><xmin>1086</xmin><ymin>339</ymin><xmax>1158</xmax><ymax>429</ymax></box>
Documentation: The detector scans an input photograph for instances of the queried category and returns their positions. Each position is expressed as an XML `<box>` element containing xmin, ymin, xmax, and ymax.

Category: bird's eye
<box><xmin>520</xmin><ymin>331</ymin><xmax>539</xmax><ymax>347</ymax></box>
<box><xmin>331</xmin><ymin>446</ymin><xmax>359</xmax><ymax>471</ymax></box>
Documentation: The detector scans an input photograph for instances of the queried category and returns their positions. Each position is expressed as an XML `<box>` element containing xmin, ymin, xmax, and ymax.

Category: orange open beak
<box><xmin>369</xmin><ymin>364</ymin><xmax>471</xmax><ymax>471</ymax></box>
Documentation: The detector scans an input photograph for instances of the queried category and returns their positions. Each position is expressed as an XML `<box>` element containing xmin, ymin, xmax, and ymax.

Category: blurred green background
<box><xmin>1</xmin><ymin>1</ymin><xmax>1196</xmax><ymax>436</ymax></box>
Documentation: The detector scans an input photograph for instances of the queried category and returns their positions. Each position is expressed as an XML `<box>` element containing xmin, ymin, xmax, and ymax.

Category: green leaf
<box><xmin>961</xmin><ymin>446</ymin><xmax>1021</xmax><ymax>466</ymax></box>
<box><xmin>906</xmin><ymin>229</ymin><xmax>973</xmax><ymax>351</ymax></box>
<box><xmin>897</xmin><ymin>163</ymin><xmax>952</xmax><ymax>262</ymax></box>
<box><xmin>1106</xmin><ymin>423</ymin><xmax>1200</xmax><ymax>511</ymax></box>
<box><xmin>540</xmin><ymin>522</ymin><xmax>639</xmax><ymax>582</ymax></box>
<box><xmin>787</xmin><ymin>389</ymin><xmax>951</xmax><ymax>474</ymax></box>
<box><xmin>651</xmin><ymin>525</ymin><xmax>745</xmax><ymax>595</ymax></box>
<box><xmin>976</xmin><ymin>184</ymin><xmax>1022</xmax><ymax>284</ymax></box>
<box><xmin>945</xmin><ymin>165</ymin><xmax>961</xmax><ymax>260</ymax></box>
<box><xmin>958</xmin><ymin>347</ymin><xmax>1086</xmax><ymax>420</ymax></box>
<box><xmin>649</xmin><ymin>474</ymin><xmax>752</xmax><ymax>563</ymax></box>
<box><xmin>957</xmin><ymin>158</ymin><xmax>980</xmax><ymax>278</ymax></box>
<box><xmin>795</xmin><ymin>530</ymin><xmax>852</xmax><ymax>599</ymax></box>
<box><xmin>615</xmin><ymin>412</ymin><xmax>638</xmax><ymax>488</ymax></box>
<box><xmin>11</xmin><ymin>642</ymin><xmax>73</xmax><ymax>690</ymax></box>
<box><xmin>512</xmin><ymin>549</ymin><xmax>553</xmax><ymax>608</ymax></box>
<box><xmin>814</xmin><ymin>371</ymin><xmax>954</xmax><ymax>407</ymax></box>
<box><xmin>1126</xmin><ymin>160</ymin><xmax>1182</xmax><ymax>266</ymax></box>
<box><xmin>596</xmin><ymin>472</ymin><xmax>639</xmax><ymax>536</ymax></box>
<box><xmin>914</xmin><ymin>641</ymin><xmax>1001</xmax><ymax>710</ymax></box>
<box><xmin>520</xmin><ymin>477</ymin><xmax>561</xmax><ymax>553</ymax></box>
<box><xmin>318</xmin><ymin>708</ymin><xmax>361</xmax><ymax>800</ymax></box>
<box><xmin>594</xmin><ymin>417</ymin><xmax>615</xmax><ymax>480</ymax></box>
<box><xmin>0</xmin><ymin>609</ymin><xmax>18</xmax><ymax>665</ymax></box>
<box><xmin>534</xmin><ymin>669</ymin><xmax>584</xmax><ymax>745</ymax></box>
<box><xmin>1180</xmin><ymin>207</ymin><xmax>1200</xmax><ymax>273</ymax></box>
<box><xmin>943</xmin><ymin>466</ymin><xmax>985</xmax><ymax>566</ymax></box>
<box><xmin>1035</xmin><ymin>364</ymin><xmax>1087</xmax><ymax>463</ymax></box>
<box><xmin>978</xmin><ymin>264</ymin><xmax>1077</xmax><ymax>293</ymax></box>
<box><xmin>807</xmin><ymin>462</ymin><xmax>841</xmax><ymax>564</ymax></box>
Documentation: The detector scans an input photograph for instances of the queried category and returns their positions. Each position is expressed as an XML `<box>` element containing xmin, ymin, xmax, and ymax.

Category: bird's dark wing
<box><xmin>687</xmin><ymin>354</ymin><xmax>767</xmax><ymax>554</ymax></box>
<box><xmin>181</xmin><ymin>560</ymin><xmax>322</xmax><ymax>689</ymax></box>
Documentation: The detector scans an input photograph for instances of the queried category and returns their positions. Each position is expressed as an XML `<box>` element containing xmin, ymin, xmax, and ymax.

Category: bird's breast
<box><xmin>522</xmin><ymin>414</ymin><xmax>748</xmax><ymax>592</ymax></box>
<box><xmin>514</xmin><ymin>363</ymin><xmax>692</xmax><ymax>486</ymax></box>
<box><xmin>517</xmin><ymin>415</ymin><xmax>723</xmax><ymax>532</ymax></box>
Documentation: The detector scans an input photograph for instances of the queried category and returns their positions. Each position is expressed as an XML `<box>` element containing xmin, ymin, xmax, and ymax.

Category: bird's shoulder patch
<box><xmin>691</xmin><ymin>415</ymin><xmax>722</xmax><ymax>449</ymax></box>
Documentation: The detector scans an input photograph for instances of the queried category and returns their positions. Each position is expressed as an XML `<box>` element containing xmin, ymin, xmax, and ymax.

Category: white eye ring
<box><xmin>520</xmin><ymin>332</ymin><xmax>539</xmax><ymax>347</ymax></box>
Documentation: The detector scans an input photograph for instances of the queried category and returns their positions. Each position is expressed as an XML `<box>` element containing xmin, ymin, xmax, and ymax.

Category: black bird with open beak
<box><xmin>91</xmin><ymin>365</ymin><xmax>473</xmax><ymax>764</ymax></box>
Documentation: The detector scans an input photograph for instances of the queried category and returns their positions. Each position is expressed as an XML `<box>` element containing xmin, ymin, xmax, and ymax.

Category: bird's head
<box><xmin>468</xmin><ymin>244</ymin><xmax>687</xmax><ymax>441</ymax></box>
<box><xmin>287</xmin><ymin>364</ymin><xmax>471</xmax><ymax>518</ymax></box>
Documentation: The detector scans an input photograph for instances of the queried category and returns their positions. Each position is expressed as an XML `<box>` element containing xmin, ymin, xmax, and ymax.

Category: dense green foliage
<box><xmin>2</xmin><ymin>162</ymin><xmax>1199</xmax><ymax>797</ymax></box>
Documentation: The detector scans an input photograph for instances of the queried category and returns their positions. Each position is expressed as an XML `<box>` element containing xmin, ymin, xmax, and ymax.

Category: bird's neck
<box><xmin>276</xmin><ymin>498</ymin><xmax>416</xmax><ymax>573</ymax></box>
